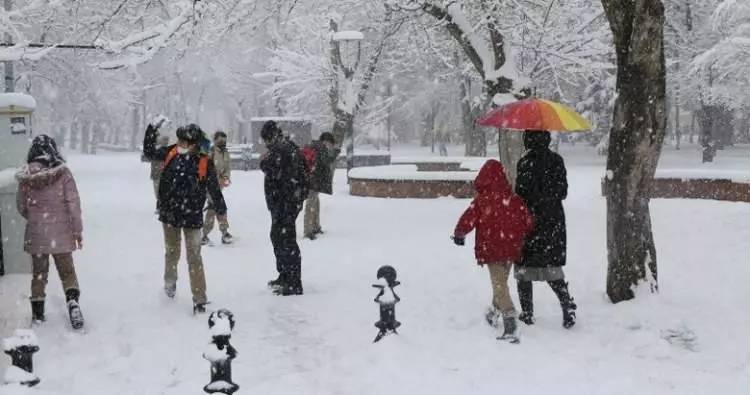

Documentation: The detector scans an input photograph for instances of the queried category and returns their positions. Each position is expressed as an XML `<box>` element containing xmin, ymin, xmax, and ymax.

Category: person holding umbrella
<box><xmin>477</xmin><ymin>98</ymin><xmax>590</xmax><ymax>329</ymax></box>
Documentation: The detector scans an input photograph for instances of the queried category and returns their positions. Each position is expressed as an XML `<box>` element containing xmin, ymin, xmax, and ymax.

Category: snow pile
<box><xmin>349</xmin><ymin>165</ymin><xmax>476</xmax><ymax>181</ymax></box>
<box><xmin>331</xmin><ymin>31</ymin><xmax>364</xmax><ymax>41</ymax></box>
<box><xmin>205</xmin><ymin>380</ymin><xmax>236</xmax><ymax>392</ymax></box>
<box><xmin>203</xmin><ymin>344</ymin><xmax>229</xmax><ymax>363</ymax></box>
<box><xmin>655</xmin><ymin>168</ymin><xmax>750</xmax><ymax>183</ymax></box>
<box><xmin>374</xmin><ymin>278</ymin><xmax>397</xmax><ymax>304</ymax></box>
<box><xmin>4</xmin><ymin>366</ymin><xmax>38</xmax><ymax>385</ymax></box>
<box><xmin>2</xmin><ymin>330</ymin><xmax>38</xmax><ymax>351</ymax></box>
<box><xmin>210</xmin><ymin>315</ymin><xmax>233</xmax><ymax>337</ymax></box>
<box><xmin>0</xmin><ymin>93</ymin><xmax>36</xmax><ymax>111</ymax></box>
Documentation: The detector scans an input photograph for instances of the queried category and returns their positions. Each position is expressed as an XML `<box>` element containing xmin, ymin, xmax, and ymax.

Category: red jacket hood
<box><xmin>475</xmin><ymin>160</ymin><xmax>511</xmax><ymax>196</ymax></box>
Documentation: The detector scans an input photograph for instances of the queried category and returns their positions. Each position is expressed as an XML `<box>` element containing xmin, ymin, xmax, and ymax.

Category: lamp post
<box><xmin>331</xmin><ymin>29</ymin><xmax>363</xmax><ymax>183</ymax></box>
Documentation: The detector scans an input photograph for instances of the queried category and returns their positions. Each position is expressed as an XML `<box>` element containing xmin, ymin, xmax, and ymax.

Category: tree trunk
<box><xmin>81</xmin><ymin>121</ymin><xmax>91</xmax><ymax>154</ymax></box>
<box><xmin>602</xmin><ymin>0</ymin><xmax>666</xmax><ymax>303</ymax></box>
<box><xmin>70</xmin><ymin>122</ymin><xmax>79</xmax><ymax>150</ymax></box>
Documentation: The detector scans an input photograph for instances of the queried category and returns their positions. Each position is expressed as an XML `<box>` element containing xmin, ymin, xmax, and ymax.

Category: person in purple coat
<box><xmin>16</xmin><ymin>135</ymin><xmax>84</xmax><ymax>329</ymax></box>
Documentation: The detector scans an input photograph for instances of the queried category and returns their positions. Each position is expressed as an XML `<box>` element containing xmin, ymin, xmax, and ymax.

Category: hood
<box><xmin>524</xmin><ymin>130</ymin><xmax>552</xmax><ymax>151</ymax></box>
<box><xmin>474</xmin><ymin>160</ymin><xmax>512</xmax><ymax>195</ymax></box>
<box><xmin>16</xmin><ymin>163</ymin><xmax>67</xmax><ymax>189</ymax></box>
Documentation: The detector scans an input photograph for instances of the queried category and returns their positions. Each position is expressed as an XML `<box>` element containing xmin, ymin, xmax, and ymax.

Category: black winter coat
<box><xmin>143</xmin><ymin>125</ymin><xmax>227</xmax><ymax>229</ymax></box>
<box><xmin>308</xmin><ymin>141</ymin><xmax>340</xmax><ymax>195</ymax></box>
<box><xmin>260</xmin><ymin>138</ymin><xmax>309</xmax><ymax>215</ymax></box>
<box><xmin>516</xmin><ymin>134</ymin><xmax>568</xmax><ymax>268</ymax></box>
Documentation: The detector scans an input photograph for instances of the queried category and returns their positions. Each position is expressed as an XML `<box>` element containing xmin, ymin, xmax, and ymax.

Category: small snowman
<box><xmin>373</xmin><ymin>265</ymin><xmax>401</xmax><ymax>343</ymax></box>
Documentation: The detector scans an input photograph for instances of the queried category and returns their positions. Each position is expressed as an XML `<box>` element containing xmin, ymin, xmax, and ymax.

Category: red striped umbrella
<box><xmin>476</xmin><ymin>98</ymin><xmax>591</xmax><ymax>132</ymax></box>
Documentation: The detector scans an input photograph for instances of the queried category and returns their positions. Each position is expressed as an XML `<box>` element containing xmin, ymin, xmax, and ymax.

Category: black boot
<box><xmin>549</xmin><ymin>280</ymin><xmax>576</xmax><ymax>329</ymax></box>
<box><xmin>31</xmin><ymin>301</ymin><xmax>45</xmax><ymax>323</ymax></box>
<box><xmin>517</xmin><ymin>281</ymin><xmax>535</xmax><ymax>325</ymax></box>
<box><xmin>65</xmin><ymin>289</ymin><xmax>84</xmax><ymax>330</ymax></box>
<box><xmin>267</xmin><ymin>274</ymin><xmax>284</xmax><ymax>289</ymax></box>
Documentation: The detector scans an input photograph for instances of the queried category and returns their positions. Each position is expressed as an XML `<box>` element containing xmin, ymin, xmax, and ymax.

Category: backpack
<box><xmin>163</xmin><ymin>147</ymin><xmax>209</xmax><ymax>181</ymax></box>
<box><xmin>301</xmin><ymin>145</ymin><xmax>317</xmax><ymax>174</ymax></box>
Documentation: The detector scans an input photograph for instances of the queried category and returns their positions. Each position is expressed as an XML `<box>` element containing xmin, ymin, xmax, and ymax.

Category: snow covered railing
<box><xmin>349</xmin><ymin>164</ymin><xmax>478</xmax><ymax>199</ymax></box>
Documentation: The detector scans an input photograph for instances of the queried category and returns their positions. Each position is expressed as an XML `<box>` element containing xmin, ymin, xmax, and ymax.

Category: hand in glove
<box><xmin>151</xmin><ymin>114</ymin><xmax>169</xmax><ymax>129</ymax></box>
<box><xmin>452</xmin><ymin>235</ymin><xmax>465</xmax><ymax>246</ymax></box>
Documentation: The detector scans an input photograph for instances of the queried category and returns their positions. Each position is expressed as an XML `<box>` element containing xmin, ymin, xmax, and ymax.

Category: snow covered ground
<box><xmin>1</xmin><ymin>143</ymin><xmax>749</xmax><ymax>394</ymax></box>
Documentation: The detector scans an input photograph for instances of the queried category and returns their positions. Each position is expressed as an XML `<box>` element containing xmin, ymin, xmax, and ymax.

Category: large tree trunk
<box><xmin>602</xmin><ymin>0</ymin><xmax>667</xmax><ymax>303</ymax></box>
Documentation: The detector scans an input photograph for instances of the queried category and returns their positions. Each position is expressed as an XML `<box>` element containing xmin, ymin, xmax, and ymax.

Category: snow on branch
<box><xmin>97</xmin><ymin>1</ymin><xmax>199</xmax><ymax>70</ymax></box>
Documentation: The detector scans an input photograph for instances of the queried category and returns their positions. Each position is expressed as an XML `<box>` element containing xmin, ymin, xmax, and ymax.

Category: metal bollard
<box><xmin>3</xmin><ymin>329</ymin><xmax>40</xmax><ymax>387</ymax></box>
<box><xmin>203</xmin><ymin>309</ymin><xmax>239</xmax><ymax>394</ymax></box>
<box><xmin>373</xmin><ymin>265</ymin><xmax>401</xmax><ymax>343</ymax></box>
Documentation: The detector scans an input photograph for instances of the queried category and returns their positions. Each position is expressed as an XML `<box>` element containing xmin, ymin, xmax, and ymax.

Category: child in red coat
<box><xmin>453</xmin><ymin>160</ymin><xmax>533</xmax><ymax>343</ymax></box>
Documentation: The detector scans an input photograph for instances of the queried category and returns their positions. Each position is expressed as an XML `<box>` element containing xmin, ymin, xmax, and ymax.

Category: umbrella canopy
<box><xmin>477</xmin><ymin>98</ymin><xmax>591</xmax><ymax>132</ymax></box>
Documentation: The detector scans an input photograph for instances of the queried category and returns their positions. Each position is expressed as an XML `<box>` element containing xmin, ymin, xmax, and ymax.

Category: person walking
<box><xmin>453</xmin><ymin>160</ymin><xmax>533</xmax><ymax>343</ymax></box>
<box><xmin>143</xmin><ymin>123</ymin><xmax>227</xmax><ymax>314</ymax></box>
<box><xmin>260</xmin><ymin>121</ymin><xmax>309</xmax><ymax>296</ymax></box>
<box><xmin>515</xmin><ymin>130</ymin><xmax>577</xmax><ymax>329</ymax></box>
<box><xmin>302</xmin><ymin>132</ymin><xmax>340</xmax><ymax>240</ymax></box>
<box><xmin>16</xmin><ymin>135</ymin><xmax>85</xmax><ymax>329</ymax></box>
<box><xmin>202</xmin><ymin>131</ymin><xmax>233</xmax><ymax>245</ymax></box>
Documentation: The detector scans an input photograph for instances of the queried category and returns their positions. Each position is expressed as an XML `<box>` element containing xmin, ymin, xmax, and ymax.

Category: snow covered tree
<box><xmin>601</xmin><ymin>0</ymin><xmax>667</xmax><ymax>303</ymax></box>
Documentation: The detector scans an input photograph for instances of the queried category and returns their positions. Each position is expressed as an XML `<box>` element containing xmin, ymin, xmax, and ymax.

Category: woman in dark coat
<box><xmin>515</xmin><ymin>131</ymin><xmax>576</xmax><ymax>329</ymax></box>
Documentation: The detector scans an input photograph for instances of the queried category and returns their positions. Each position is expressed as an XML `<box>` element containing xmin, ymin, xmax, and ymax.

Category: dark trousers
<box><xmin>517</xmin><ymin>279</ymin><xmax>573</xmax><ymax>314</ymax></box>
<box><xmin>270</xmin><ymin>207</ymin><xmax>302</xmax><ymax>286</ymax></box>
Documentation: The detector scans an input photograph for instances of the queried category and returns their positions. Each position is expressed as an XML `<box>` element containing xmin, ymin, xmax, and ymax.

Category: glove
<box><xmin>151</xmin><ymin>114</ymin><xmax>169</xmax><ymax>129</ymax></box>
<box><xmin>452</xmin><ymin>236</ymin><xmax>465</xmax><ymax>246</ymax></box>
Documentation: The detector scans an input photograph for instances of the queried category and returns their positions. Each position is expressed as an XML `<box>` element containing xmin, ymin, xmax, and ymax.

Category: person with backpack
<box><xmin>202</xmin><ymin>131</ymin><xmax>233</xmax><ymax>245</ymax></box>
<box><xmin>515</xmin><ymin>130</ymin><xmax>577</xmax><ymax>329</ymax></box>
<box><xmin>453</xmin><ymin>159</ymin><xmax>533</xmax><ymax>343</ymax></box>
<box><xmin>301</xmin><ymin>132</ymin><xmax>340</xmax><ymax>240</ymax></box>
<box><xmin>143</xmin><ymin>122</ymin><xmax>227</xmax><ymax>314</ymax></box>
<box><xmin>260</xmin><ymin>121</ymin><xmax>309</xmax><ymax>296</ymax></box>
<box><xmin>16</xmin><ymin>135</ymin><xmax>85</xmax><ymax>329</ymax></box>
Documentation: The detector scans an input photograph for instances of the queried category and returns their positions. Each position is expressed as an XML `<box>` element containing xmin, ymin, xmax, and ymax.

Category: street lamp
<box><xmin>331</xmin><ymin>29</ymin><xmax>363</xmax><ymax>182</ymax></box>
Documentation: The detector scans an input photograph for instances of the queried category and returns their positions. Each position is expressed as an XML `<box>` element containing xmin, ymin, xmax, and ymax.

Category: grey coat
<box><xmin>16</xmin><ymin>163</ymin><xmax>82</xmax><ymax>255</ymax></box>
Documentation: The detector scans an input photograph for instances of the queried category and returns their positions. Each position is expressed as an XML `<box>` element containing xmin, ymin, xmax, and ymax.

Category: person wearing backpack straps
<box><xmin>143</xmin><ymin>121</ymin><xmax>227</xmax><ymax>314</ymax></box>
<box><xmin>260</xmin><ymin>121</ymin><xmax>309</xmax><ymax>296</ymax></box>
<box><xmin>202</xmin><ymin>131</ymin><xmax>233</xmax><ymax>246</ymax></box>
<box><xmin>302</xmin><ymin>132</ymin><xmax>340</xmax><ymax>240</ymax></box>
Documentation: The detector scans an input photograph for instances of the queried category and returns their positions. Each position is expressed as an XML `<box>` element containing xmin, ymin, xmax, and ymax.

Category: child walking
<box><xmin>453</xmin><ymin>160</ymin><xmax>533</xmax><ymax>343</ymax></box>
<box><xmin>16</xmin><ymin>135</ymin><xmax>85</xmax><ymax>329</ymax></box>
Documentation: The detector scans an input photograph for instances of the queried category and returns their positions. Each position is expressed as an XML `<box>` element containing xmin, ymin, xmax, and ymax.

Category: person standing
<box><xmin>453</xmin><ymin>160</ymin><xmax>533</xmax><ymax>343</ymax></box>
<box><xmin>143</xmin><ymin>123</ymin><xmax>227</xmax><ymax>314</ymax></box>
<box><xmin>16</xmin><ymin>135</ymin><xmax>85</xmax><ymax>329</ymax></box>
<box><xmin>302</xmin><ymin>132</ymin><xmax>340</xmax><ymax>240</ymax></box>
<box><xmin>150</xmin><ymin>134</ymin><xmax>170</xmax><ymax>205</ymax></box>
<box><xmin>260</xmin><ymin>121</ymin><xmax>309</xmax><ymax>296</ymax></box>
<box><xmin>515</xmin><ymin>130</ymin><xmax>577</xmax><ymax>329</ymax></box>
<box><xmin>202</xmin><ymin>131</ymin><xmax>233</xmax><ymax>245</ymax></box>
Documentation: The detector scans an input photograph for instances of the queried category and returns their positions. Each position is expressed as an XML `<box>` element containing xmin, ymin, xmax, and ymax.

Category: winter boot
<box><xmin>517</xmin><ymin>280</ymin><xmax>535</xmax><ymax>325</ymax></box>
<box><xmin>267</xmin><ymin>275</ymin><xmax>284</xmax><ymax>289</ymax></box>
<box><xmin>201</xmin><ymin>235</ymin><xmax>211</xmax><ymax>246</ymax></box>
<box><xmin>549</xmin><ymin>280</ymin><xmax>576</xmax><ymax>329</ymax></box>
<box><xmin>562</xmin><ymin>300</ymin><xmax>577</xmax><ymax>329</ymax></box>
<box><xmin>274</xmin><ymin>282</ymin><xmax>303</xmax><ymax>296</ymax></box>
<box><xmin>221</xmin><ymin>232</ymin><xmax>234</xmax><ymax>245</ymax></box>
<box><xmin>65</xmin><ymin>289</ymin><xmax>84</xmax><ymax>330</ymax></box>
<box><xmin>498</xmin><ymin>314</ymin><xmax>520</xmax><ymax>344</ymax></box>
<box><xmin>485</xmin><ymin>306</ymin><xmax>500</xmax><ymax>328</ymax></box>
<box><xmin>31</xmin><ymin>301</ymin><xmax>45</xmax><ymax>323</ymax></box>
<box><xmin>164</xmin><ymin>282</ymin><xmax>176</xmax><ymax>299</ymax></box>
<box><xmin>193</xmin><ymin>302</ymin><xmax>209</xmax><ymax>315</ymax></box>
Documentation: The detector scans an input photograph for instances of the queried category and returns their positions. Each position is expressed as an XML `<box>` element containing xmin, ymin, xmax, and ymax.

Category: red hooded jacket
<box><xmin>454</xmin><ymin>160</ymin><xmax>533</xmax><ymax>265</ymax></box>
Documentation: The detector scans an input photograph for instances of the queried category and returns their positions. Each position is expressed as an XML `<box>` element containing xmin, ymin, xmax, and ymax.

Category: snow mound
<box><xmin>3</xmin><ymin>330</ymin><xmax>38</xmax><ymax>351</ymax></box>
<box><xmin>332</xmin><ymin>31</ymin><xmax>364</xmax><ymax>41</ymax></box>
<box><xmin>203</xmin><ymin>344</ymin><xmax>229</xmax><ymax>362</ymax></box>
<box><xmin>4</xmin><ymin>366</ymin><xmax>38</xmax><ymax>385</ymax></box>
<box><xmin>349</xmin><ymin>165</ymin><xmax>476</xmax><ymax>181</ymax></box>
<box><xmin>0</xmin><ymin>93</ymin><xmax>36</xmax><ymax>112</ymax></box>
